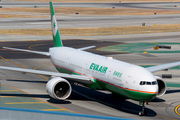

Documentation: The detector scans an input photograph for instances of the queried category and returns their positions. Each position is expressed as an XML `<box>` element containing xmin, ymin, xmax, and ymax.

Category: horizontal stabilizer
<box><xmin>78</xmin><ymin>46</ymin><xmax>96</xmax><ymax>51</ymax></box>
<box><xmin>3</xmin><ymin>47</ymin><xmax>50</xmax><ymax>56</ymax></box>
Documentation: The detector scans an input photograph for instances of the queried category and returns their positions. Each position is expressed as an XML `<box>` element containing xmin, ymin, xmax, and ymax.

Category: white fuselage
<box><xmin>50</xmin><ymin>47</ymin><xmax>158</xmax><ymax>101</ymax></box>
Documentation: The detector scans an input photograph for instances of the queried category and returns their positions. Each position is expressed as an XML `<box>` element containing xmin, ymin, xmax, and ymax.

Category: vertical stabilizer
<box><xmin>49</xmin><ymin>1</ymin><xmax>63</xmax><ymax>47</ymax></box>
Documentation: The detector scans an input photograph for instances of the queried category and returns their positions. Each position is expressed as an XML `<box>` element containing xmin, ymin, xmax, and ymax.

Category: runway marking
<box><xmin>5</xmin><ymin>102</ymin><xmax>44</xmax><ymax>104</ymax></box>
<box><xmin>156</xmin><ymin>115</ymin><xmax>179</xmax><ymax>120</ymax></box>
<box><xmin>42</xmin><ymin>109</ymin><xmax>67</xmax><ymax>111</ymax></box>
<box><xmin>175</xmin><ymin>104</ymin><xmax>180</xmax><ymax>116</ymax></box>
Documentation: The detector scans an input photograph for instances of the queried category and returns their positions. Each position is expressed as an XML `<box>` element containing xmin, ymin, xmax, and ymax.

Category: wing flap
<box><xmin>146</xmin><ymin>61</ymin><xmax>180</xmax><ymax>73</ymax></box>
<box><xmin>0</xmin><ymin>66</ymin><xmax>93</xmax><ymax>85</ymax></box>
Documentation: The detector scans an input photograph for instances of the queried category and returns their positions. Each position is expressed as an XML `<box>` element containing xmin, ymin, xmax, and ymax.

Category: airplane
<box><xmin>1</xmin><ymin>1</ymin><xmax>180</xmax><ymax>116</ymax></box>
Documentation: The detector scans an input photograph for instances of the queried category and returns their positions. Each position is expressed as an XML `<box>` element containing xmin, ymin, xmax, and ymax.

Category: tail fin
<box><xmin>49</xmin><ymin>1</ymin><xmax>63</xmax><ymax>47</ymax></box>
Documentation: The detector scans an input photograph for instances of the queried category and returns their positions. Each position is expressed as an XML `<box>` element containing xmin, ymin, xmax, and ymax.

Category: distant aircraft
<box><xmin>1</xmin><ymin>1</ymin><xmax>180</xmax><ymax>116</ymax></box>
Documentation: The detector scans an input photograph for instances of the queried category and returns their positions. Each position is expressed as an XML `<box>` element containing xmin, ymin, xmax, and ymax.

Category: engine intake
<box><xmin>155</xmin><ymin>76</ymin><xmax>167</xmax><ymax>97</ymax></box>
<box><xmin>46</xmin><ymin>77</ymin><xmax>72</xmax><ymax>100</ymax></box>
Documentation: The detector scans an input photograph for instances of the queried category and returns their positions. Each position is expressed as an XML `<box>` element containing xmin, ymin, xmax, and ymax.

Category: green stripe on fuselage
<box><xmin>55</xmin><ymin>66</ymin><xmax>156</xmax><ymax>101</ymax></box>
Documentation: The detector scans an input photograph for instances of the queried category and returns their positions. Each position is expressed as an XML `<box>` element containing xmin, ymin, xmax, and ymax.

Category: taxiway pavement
<box><xmin>1</xmin><ymin>1</ymin><xmax>180</xmax><ymax>10</ymax></box>
<box><xmin>1</xmin><ymin>14</ymin><xmax>180</xmax><ymax>29</ymax></box>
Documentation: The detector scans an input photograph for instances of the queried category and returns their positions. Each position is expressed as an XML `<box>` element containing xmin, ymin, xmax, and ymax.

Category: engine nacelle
<box><xmin>154</xmin><ymin>76</ymin><xmax>167</xmax><ymax>97</ymax></box>
<box><xmin>46</xmin><ymin>77</ymin><xmax>72</xmax><ymax>100</ymax></box>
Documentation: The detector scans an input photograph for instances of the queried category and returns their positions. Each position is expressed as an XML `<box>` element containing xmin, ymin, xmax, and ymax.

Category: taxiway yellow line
<box><xmin>33</xmin><ymin>64</ymin><xmax>53</xmax><ymax>70</ymax></box>
<box><xmin>175</xmin><ymin>104</ymin><xmax>180</xmax><ymax>116</ymax></box>
<box><xmin>0</xmin><ymin>53</ymin><xmax>79</xmax><ymax>114</ymax></box>
<box><xmin>143</xmin><ymin>51</ymin><xmax>148</xmax><ymax>54</ymax></box>
<box><xmin>5</xmin><ymin>102</ymin><xmax>44</xmax><ymax>104</ymax></box>
<box><xmin>42</xmin><ymin>109</ymin><xmax>67</xmax><ymax>111</ymax></box>
<box><xmin>0</xmin><ymin>56</ymin><xmax>27</xmax><ymax>69</ymax></box>
<box><xmin>28</xmin><ymin>44</ymin><xmax>46</xmax><ymax>50</ymax></box>
<box><xmin>33</xmin><ymin>64</ymin><xmax>52</xmax><ymax>80</ymax></box>
<box><xmin>2</xmin><ymin>84</ymin><xmax>79</xmax><ymax>113</ymax></box>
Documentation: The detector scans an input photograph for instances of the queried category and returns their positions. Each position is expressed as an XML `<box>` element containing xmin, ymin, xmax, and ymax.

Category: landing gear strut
<box><xmin>139</xmin><ymin>101</ymin><xmax>147</xmax><ymax>116</ymax></box>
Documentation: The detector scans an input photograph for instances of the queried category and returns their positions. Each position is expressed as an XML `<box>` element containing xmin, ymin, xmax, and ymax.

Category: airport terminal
<box><xmin>0</xmin><ymin>0</ymin><xmax>180</xmax><ymax>120</ymax></box>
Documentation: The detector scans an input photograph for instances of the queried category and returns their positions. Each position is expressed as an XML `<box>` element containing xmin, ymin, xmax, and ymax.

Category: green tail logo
<box><xmin>50</xmin><ymin>1</ymin><xmax>63</xmax><ymax>47</ymax></box>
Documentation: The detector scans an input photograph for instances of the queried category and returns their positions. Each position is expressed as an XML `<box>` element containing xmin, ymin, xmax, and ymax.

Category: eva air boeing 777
<box><xmin>1</xmin><ymin>2</ymin><xmax>180</xmax><ymax>116</ymax></box>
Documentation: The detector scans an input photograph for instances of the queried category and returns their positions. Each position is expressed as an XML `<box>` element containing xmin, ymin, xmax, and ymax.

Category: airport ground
<box><xmin>0</xmin><ymin>1</ymin><xmax>180</xmax><ymax>120</ymax></box>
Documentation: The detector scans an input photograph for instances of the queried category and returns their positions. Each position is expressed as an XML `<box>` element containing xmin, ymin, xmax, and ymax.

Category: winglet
<box><xmin>49</xmin><ymin>1</ymin><xmax>63</xmax><ymax>47</ymax></box>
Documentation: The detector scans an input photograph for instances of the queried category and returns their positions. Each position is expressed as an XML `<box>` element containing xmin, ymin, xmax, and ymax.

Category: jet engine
<box><xmin>46</xmin><ymin>77</ymin><xmax>72</xmax><ymax>100</ymax></box>
<box><xmin>154</xmin><ymin>76</ymin><xmax>167</xmax><ymax>97</ymax></box>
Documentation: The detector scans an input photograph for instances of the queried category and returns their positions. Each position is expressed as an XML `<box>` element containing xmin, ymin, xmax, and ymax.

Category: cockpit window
<box><xmin>139</xmin><ymin>81</ymin><xmax>157</xmax><ymax>85</ymax></box>
<box><xmin>152</xmin><ymin>81</ymin><xmax>157</xmax><ymax>85</ymax></box>
<box><xmin>140</xmin><ymin>81</ymin><xmax>145</xmax><ymax>85</ymax></box>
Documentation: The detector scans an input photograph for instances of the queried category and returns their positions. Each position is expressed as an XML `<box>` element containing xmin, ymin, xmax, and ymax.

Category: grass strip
<box><xmin>0</xmin><ymin>24</ymin><xmax>180</xmax><ymax>36</ymax></box>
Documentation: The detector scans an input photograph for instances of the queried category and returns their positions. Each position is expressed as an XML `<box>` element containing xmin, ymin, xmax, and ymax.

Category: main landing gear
<box><xmin>139</xmin><ymin>101</ymin><xmax>147</xmax><ymax>116</ymax></box>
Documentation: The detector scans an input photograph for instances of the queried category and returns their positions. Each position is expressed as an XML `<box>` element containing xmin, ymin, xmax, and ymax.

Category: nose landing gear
<box><xmin>139</xmin><ymin>101</ymin><xmax>147</xmax><ymax>116</ymax></box>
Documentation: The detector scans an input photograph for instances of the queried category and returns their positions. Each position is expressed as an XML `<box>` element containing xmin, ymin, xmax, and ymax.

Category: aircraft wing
<box><xmin>3</xmin><ymin>47</ymin><xmax>50</xmax><ymax>56</ymax></box>
<box><xmin>146</xmin><ymin>61</ymin><xmax>180</xmax><ymax>73</ymax></box>
<box><xmin>78</xmin><ymin>46</ymin><xmax>96</xmax><ymax>51</ymax></box>
<box><xmin>0</xmin><ymin>66</ymin><xmax>93</xmax><ymax>85</ymax></box>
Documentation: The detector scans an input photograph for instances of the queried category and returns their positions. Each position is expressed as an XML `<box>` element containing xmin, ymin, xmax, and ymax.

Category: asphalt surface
<box><xmin>1</xmin><ymin>14</ymin><xmax>180</xmax><ymax>29</ymax></box>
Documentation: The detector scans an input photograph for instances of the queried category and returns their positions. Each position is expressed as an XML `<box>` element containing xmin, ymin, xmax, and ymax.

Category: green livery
<box><xmin>49</xmin><ymin>1</ymin><xmax>63</xmax><ymax>47</ymax></box>
<box><xmin>113</xmin><ymin>71</ymin><xmax>122</xmax><ymax>78</ymax></box>
<box><xmin>89</xmin><ymin>63</ymin><xmax>108</xmax><ymax>74</ymax></box>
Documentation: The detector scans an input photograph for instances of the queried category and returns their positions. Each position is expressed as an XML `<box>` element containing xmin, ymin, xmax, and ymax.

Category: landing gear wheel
<box><xmin>139</xmin><ymin>111</ymin><xmax>144</xmax><ymax>116</ymax></box>
<box><xmin>139</xmin><ymin>101</ymin><xmax>147</xmax><ymax>116</ymax></box>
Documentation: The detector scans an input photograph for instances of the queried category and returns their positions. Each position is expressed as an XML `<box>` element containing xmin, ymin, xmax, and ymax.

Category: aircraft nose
<box><xmin>138</xmin><ymin>82</ymin><xmax>158</xmax><ymax>101</ymax></box>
